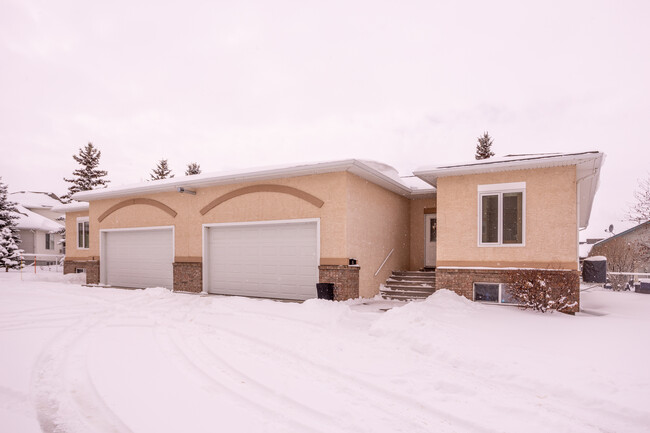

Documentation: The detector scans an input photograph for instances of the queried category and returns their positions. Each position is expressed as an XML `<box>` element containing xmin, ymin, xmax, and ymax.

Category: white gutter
<box><xmin>414</xmin><ymin>152</ymin><xmax>602</xmax><ymax>186</ymax></box>
<box><xmin>72</xmin><ymin>159</ymin><xmax>418</xmax><ymax>201</ymax></box>
<box><xmin>51</xmin><ymin>202</ymin><xmax>89</xmax><ymax>213</ymax></box>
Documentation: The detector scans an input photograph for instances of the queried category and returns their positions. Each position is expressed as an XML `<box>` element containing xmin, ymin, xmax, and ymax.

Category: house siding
<box><xmin>64</xmin><ymin>210</ymin><xmax>92</xmax><ymax>260</ymax></box>
<box><xmin>88</xmin><ymin>171</ymin><xmax>348</xmax><ymax>261</ymax></box>
<box><xmin>345</xmin><ymin>172</ymin><xmax>410</xmax><ymax>298</ymax></box>
<box><xmin>436</xmin><ymin>165</ymin><xmax>578</xmax><ymax>270</ymax></box>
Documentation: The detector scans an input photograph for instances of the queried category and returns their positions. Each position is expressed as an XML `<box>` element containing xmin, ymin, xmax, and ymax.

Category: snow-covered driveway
<box><xmin>1</xmin><ymin>271</ymin><xmax>649</xmax><ymax>433</ymax></box>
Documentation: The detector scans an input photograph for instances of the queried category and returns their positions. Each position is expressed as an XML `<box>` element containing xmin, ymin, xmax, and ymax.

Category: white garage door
<box><xmin>103</xmin><ymin>228</ymin><xmax>173</xmax><ymax>289</ymax></box>
<box><xmin>206</xmin><ymin>221</ymin><xmax>318</xmax><ymax>300</ymax></box>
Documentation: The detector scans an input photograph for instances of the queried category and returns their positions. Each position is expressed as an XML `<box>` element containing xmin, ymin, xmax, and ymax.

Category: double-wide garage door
<box><xmin>103</xmin><ymin>228</ymin><xmax>173</xmax><ymax>289</ymax></box>
<box><xmin>205</xmin><ymin>221</ymin><xmax>318</xmax><ymax>300</ymax></box>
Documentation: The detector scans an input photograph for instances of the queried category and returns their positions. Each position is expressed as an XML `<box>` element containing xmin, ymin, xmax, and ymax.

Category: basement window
<box><xmin>473</xmin><ymin>283</ymin><xmax>518</xmax><ymax>304</ymax></box>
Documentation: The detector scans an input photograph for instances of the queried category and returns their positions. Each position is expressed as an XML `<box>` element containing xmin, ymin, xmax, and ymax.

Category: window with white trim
<box><xmin>473</xmin><ymin>282</ymin><xmax>518</xmax><ymax>304</ymax></box>
<box><xmin>478</xmin><ymin>182</ymin><xmax>525</xmax><ymax>246</ymax></box>
<box><xmin>77</xmin><ymin>217</ymin><xmax>89</xmax><ymax>249</ymax></box>
<box><xmin>45</xmin><ymin>233</ymin><xmax>54</xmax><ymax>250</ymax></box>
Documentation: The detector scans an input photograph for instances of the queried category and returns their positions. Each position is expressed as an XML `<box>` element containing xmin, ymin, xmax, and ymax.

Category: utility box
<box><xmin>582</xmin><ymin>256</ymin><xmax>607</xmax><ymax>283</ymax></box>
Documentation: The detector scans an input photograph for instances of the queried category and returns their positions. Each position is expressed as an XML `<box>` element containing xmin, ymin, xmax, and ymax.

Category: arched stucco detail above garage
<box><xmin>97</xmin><ymin>198</ymin><xmax>178</xmax><ymax>222</ymax></box>
<box><xmin>199</xmin><ymin>184</ymin><xmax>325</xmax><ymax>216</ymax></box>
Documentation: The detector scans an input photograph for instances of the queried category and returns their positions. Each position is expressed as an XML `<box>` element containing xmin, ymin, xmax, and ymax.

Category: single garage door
<box><xmin>206</xmin><ymin>221</ymin><xmax>318</xmax><ymax>300</ymax></box>
<box><xmin>103</xmin><ymin>228</ymin><xmax>173</xmax><ymax>289</ymax></box>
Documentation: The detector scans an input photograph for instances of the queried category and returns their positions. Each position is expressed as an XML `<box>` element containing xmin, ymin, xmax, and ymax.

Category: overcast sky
<box><xmin>1</xmin><ymin>0</ymin><xmax>648</xmax><ymax>239</ymax></box>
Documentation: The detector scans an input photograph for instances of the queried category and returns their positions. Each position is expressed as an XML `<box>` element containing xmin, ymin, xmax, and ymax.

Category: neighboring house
<box><xmin>55</xmin><ymin>151</ymin><xmax>603</xmax><ymax>313</ymax></box>
<box><xmin>589</xmin><ymin>221</ymin><xmax>650</xmax><ymax>274</ymax></box>
<box><xmin>11</xmin><ymin>191</ymin><xmax>65</xmax><ymax>265</ymax></box>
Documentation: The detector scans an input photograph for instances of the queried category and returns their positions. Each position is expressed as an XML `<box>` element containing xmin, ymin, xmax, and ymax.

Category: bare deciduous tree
<box><xmin>626</xmin><ymin>174</ymin><xmax>650</xmax><ymax>224</ymax></box>
<box><xmin>592</xmin><ymin>238</ymin><xmax>647</xmax><ymax>290</ymax></box>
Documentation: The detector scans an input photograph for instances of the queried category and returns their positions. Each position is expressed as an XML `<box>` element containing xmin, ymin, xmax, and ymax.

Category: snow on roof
<box><xmin>579</xmin><ymin>243</ymin><xmax>595</xmax><ymax>259</ymax></box>
<box><xmin>399</xmin><ymin>175</ymin><xmax>437</xmax><ymax>193</ymax></box>
<box><xmin>591</xmin><ymin>220</ymin><xmax>650</xmax><ymax>248</ymax></box>
<box><xmin>73</xmin><ymin>159</ymin><xmax>435</xmax><ymax>202</ymax></box>
<box><xmin>414</xmin><ymin>152</ymin><xmax>602</xmax><ymax>179</ymax></box>
<box><xmin>584</xmin><ymin>255</ymin><xmax>607</xmax><ymax>261</ymax></box>
<box><xmin>51</xmin><ymin>202</ymin><xmax>89</xmax><ymax>213</ymax></box>
<box><xmin>14</xmin><ymin>204</ymin><xmax>63</xmax><ymax>232</ymax></box>
<box><xmin>10</xmin><ymin>191</ymin><xmax>63</xmax><ymax>209</ymax></box>
<box><xmin>414</xmin><ymin>151</ymin><xmax>604</xmax><ymax>230</ymax></box>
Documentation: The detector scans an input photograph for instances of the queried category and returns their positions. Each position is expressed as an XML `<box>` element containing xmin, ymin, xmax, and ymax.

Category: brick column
<box><xmin>63</xmin><ymin>260</ymin><xmax>100</xmax><ymax>285</ymax></box>
<box><xmin>173</xmin><ymin>262</ymin><xmax>203</xmax><ymax>293</ymax></box>
<box><xmin>318</xmin><ymin>265</ymin><xmax>360</xmax><ymax>300</ymax></box>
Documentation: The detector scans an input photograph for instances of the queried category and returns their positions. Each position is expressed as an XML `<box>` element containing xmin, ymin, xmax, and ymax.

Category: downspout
<box><xmin>575</xmin><ymin>166</ymin><xmax>599</xmax><ymax>267</ymax></box>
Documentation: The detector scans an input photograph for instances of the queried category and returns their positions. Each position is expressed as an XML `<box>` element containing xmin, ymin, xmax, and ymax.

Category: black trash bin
<box><xmin>583</xmin><ymin>256</ymin><xmax>607</xmax><ymax>283</ymax></box>
<box><xmin>316</xmin><ymin>283</ymin><xmax>335</xmax><ymax>300</ymax></box>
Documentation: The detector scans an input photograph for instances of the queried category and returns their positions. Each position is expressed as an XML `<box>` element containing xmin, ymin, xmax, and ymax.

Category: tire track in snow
<box><xmin>29</xmin><ymin>298</ymin><xmax>150</xmax><ymax>433</ymax></box>
<box><xmin>154</xmin><ymin>325</ymin><xmax>332</xmax><ymax>433</ymax></box>
<box><xmin>193</xmin><ymin>307</ymin><xmax>646</xmax><ymax>433</ymax></box>
<box><xmin>166</xmin><ymin>318</ymin><xmax>491</xmax><ymax>433</ymax></box>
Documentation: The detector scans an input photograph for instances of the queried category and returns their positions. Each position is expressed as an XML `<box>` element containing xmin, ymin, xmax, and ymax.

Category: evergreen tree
<box><xmin>185</xmin><ymin>162</ymin><xmax>201</xmax><ymax>176</ymax></box>
<box><xmin>151</xmin><ymin>159</ymin><xmax>174</xmax><ymax>180</ymax></box>
<box><xmin>62</xmin><ymin>142</ymin><xmax>110</xmax><ymax>202</ymax></box>
<box><xmin>0</xmin><ymin>227</ymin><xmax>22</xmax><ymax>272</ymax></box>
<box><xmin>475</xmin><ymin>132</ymin><xmax>495</xmax><ymax>160</ymax></box>
<box><xmin>0</xmin><ymin>178</ymin><xmax>22</xmax><ymax>271</ymax></box>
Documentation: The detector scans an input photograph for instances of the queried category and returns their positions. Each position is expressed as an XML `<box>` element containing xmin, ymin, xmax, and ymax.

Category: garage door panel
<box><xmin>104</xmin><ymin>229</ymin><xmax>173</xmax><ymax>289</ymax></box>
<box><xmin>207</xmin><ymin>221</ymin><xmax>318</xmax><ymax>300</ymax></box>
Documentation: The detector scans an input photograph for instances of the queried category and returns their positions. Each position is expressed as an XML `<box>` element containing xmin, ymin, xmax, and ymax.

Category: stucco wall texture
<box><xmin>346</xmin><ymin>173</ymin><xmax>410</xmax><ymax>297</ymax></box>
<box><xmin>436</xmin><ymin>165</ymin><xmax>578</xmax><ymax>270</ymax></box>
<box><xmin>69</xmin><ymin>172</ymin><xmax>426</xmax><ymax>297</ymax></box>
<box><xmin>64</xmin><ymin>210</ymin><xmax>91</xmax><ymax>259</ymax></box>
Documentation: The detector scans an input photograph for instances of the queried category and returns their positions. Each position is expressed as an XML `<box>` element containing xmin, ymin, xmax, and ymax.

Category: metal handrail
<box><xmin>374</xmin><ymin>248</ymin><xmax>394</xmax><ymax>277</ymax></box>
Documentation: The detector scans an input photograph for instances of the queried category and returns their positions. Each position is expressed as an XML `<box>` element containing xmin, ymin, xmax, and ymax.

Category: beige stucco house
<box><xmin>55</xmin><ymin>152</ymin><xmax>604</xmax><ymax>312</ymax></box>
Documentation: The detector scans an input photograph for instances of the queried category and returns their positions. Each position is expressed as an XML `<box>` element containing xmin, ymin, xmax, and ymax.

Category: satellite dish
<box><xmin>605</xmin><ymin>224</ymin><xmax>614</xmax><ymax>235</ymax></box>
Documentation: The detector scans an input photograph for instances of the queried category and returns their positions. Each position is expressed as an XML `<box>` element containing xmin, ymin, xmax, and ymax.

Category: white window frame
<box><xmin>77</xmin><ymin>217</ymin><xmax>90</xmax><ymax>250</ymax></box>
<box><xmin>473</xmin><ymin>282</ymin><xmax>519</xmax><ymax>305</ymax></box>
<box><xmin>477</xmin><ymin>182</ymin><xmax>526</xmax><ymax>247</ymax></box>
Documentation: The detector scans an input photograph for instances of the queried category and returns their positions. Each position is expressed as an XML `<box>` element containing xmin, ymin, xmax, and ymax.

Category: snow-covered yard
<box><xmin>1</xmin><ymin>271</ymin><xmax>649</xmax><ymax>433</ymax></box>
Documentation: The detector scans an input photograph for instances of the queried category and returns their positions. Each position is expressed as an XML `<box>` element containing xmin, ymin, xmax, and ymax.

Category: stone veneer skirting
<box><xmin>173</xmin><ymin>262</ymin><xmax>202</xmax><ymax>293</ymax></box>
<box><xmin>63</xmin><ymin>260</ymin><xmax>100</xmax><ymax>285</ymax></box>
<box><xmin>64</xmin><ymin>259</ymin><xmax>356</xmax><ymax>301</ymax></box>
<box><xmin>318</xmin><ymin>265</ymin><xmax>360</xmax><ymax>301</ymax></box>
<box><xmin>436</xmin><ymin>267</ymin><xmax>581</xmax><ymax>313</ymax></box>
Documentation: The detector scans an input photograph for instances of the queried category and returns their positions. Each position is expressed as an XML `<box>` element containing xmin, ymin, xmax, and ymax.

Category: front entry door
<box><xmin>425</xmin><ymin>214</ymin><xmax>437</xmax><ymax>268</ymax></box>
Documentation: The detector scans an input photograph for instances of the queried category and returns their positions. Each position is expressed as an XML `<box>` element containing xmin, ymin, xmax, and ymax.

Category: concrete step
<box><xmin>380</xmin><ymin>291</ymin><xmax>433</xmax><ymax>301</ymax></box>
<box><xmin>386</xmin><ymin>275</ymin><xmax>436</xmax><ymax>281</ymax></box>
<box><xmin>381</xmin><ymin>269</ymin><xmax>437</xmax><ymax>301</ymax></box>
<box><xmin>384</xmin><ymin>281</ymin><xmax>436</xmax><ymax>291</ymax></box>
<box><xmin>392</xmin><ymin>270</ymin><xmax>436</xmax><ymax>277</ymax></box>
<box><xmin>386</xmin><ymin>277</ymin><xmax>436</xmax><ymax>286</ymax></box>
